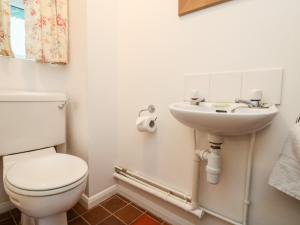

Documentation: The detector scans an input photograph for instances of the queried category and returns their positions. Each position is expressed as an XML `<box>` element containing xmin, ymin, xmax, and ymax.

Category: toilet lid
<box><xmin>6</xmin><ymin>154</ymin><xmax>88</xmax><ymax>191</ymax></box>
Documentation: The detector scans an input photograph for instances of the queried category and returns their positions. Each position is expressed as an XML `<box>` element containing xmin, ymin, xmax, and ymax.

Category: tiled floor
<box><xmin>0</xmin><ymin>194</ymin><xmax>171</xmax><ymax>225</ymax></box>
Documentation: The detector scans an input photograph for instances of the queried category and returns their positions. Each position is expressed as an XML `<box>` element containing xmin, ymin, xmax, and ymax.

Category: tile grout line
<box><xmin>72</xmin><ymin>195</ymin><xmax>122</xmax><ymax>225</ymax></box>
<box><xmin>112</xmin><ymin>195</ymin><xmax>166</xmax><ymax>225</ymax></box>
<box><xmin>99</xmin><ymin>194</ymin><xmax>130</xmax><ymax>215</ymax></box>
<box><xmin>94</xmin><ymin>205</ymin><xmax>114</xmax><ymax>225</ymax></box>
<box><xmin>72</xmin><ymin>205</ymin><xmax>93</xmax><ymax>225</ymax></box>
<box><xmin>129</xmin><ymin>211</ymin><xmax>146</xmax><ymax>225</ymax></box>
<box><xmin>72</xmin><ymin>206</ymin><xmax>87</xmax><ymax>216</ymax></box>
<box><xmin>9</xmin><ymin>210</ymin><xmax>18</xmax><ymax>225</ymax></box>
<box><xmin>79</xmin><ymin>204</ymin><xmax>112</xmax><ymax>225</ymax></box>
<box><xmin>107</xmin><ymin>203</ymin><xmax>132</xmax><ymax>225</ymax></box>
<box><xmin>128</xmin><ymin>202</ymin><xmax>148</xmax><ymax>225</ymax></box>
<box><xmin>111</xmin><ymin>197</ymin><xmax>146</xmax><ymax>225</ymax></box>
<box><xmin>78</xmin><ymin>214</ymin><xmax>93</xmax><ymax>225</ymax></box>
<box><xmin>145</xmin><ymin>211</ymin><xmax>164</xmax><ymax>224</ymax></box>
<box><xmin>107</xmin><ymin>214</ymin><xmax>127</xmax><ymax>225</ymax></box>
<box><xmin>116</xmin><ymin>195</ymin><xmax>167</xmax><ymax>224</ymax></box>
<box><xmin>106</xmin><ymin>198</ymin><xmax>132</xmax><ymax>215</ymax></box>
<box><xmin>67</xmin><ymin>214</ymin><xmax>80</xmax><ymax>223</ymax></box>
<box><xmin>71</xmin><ymin>194</ymin><xmax>170</xmax><ymax>225</ymax></box>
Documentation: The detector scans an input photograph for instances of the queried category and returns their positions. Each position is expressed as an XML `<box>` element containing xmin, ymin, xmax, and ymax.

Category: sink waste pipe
<box><xmin>191</xmin><ymin>131</ymin><xmax>224</xmax><ymax>209</ymax></box>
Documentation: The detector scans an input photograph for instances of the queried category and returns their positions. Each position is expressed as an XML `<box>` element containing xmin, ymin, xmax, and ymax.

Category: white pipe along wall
<box><xmin>114</xmin><ymin>168</ymin><xmax>242</xmax><ymax>225</ymax></box>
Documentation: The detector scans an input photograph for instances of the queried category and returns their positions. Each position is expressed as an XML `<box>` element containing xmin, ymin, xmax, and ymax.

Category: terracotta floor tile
<box><xmin>0</xmin><ymin>218</ymin><xmax>15</xmax><ymax>225</ymax></box>
<box><xmin>73</xmin><ymin>203</ymin><xmax>88</xmax><ymax>215</ymax></box>
<box><xmin>145</xmin><ymin>212</ymin><xmax>163</xmax><ymax>223</ymax></box>
<box><xmin>10</xmin><ymin>208</ymin><xmax>20</xmax><ymax>222</ymax></box>
<box><xmin>68</xmin><ymin>217</ymin><xmax>89</xmax><ymax>225</ymax></box>
<box><xmin>115</xmin><ymin>204</ymin><xmax>143</xmax><ymax>224</ymax></box>
<box><xmin>115</xmin><ymin>194</ymin><xmax>131</xmax><ymax>203</ymax></box>
<box><xmin>132</xmin><ymin>214</ymin><xmax>160</xmax><ymax>225</ymax></box>
<box><xmin>0</xmin><ymin>198</ymin><xmax>167</xmax><ymax>225</ymax></box>
<box><xmin>130</xmin><ymin>203</ymin><xmax>146</xmax><ymax>212</ymax></box>
<box><xmin>0</xmin><ymin>212</ymin><xmax>10</xmax><ymax>223</ymax></box>
<box><xmin>101</xmin><ymin>196</ymin><xmax>127</xmax><ymax>213</ymax></box>
<box><xmin>82</xmin><ymin>206</ymin><xmax>110</xmax><ymax>225</ymax></box>
<box><xmin>98</xmin><ymin>215</ymin><xmax>126</xmax><ymax>225</ymax></box>
<box><xmin>67</xmin><ymin>209</ymin><xmax>79</xmax><ymax>221</ymax></box>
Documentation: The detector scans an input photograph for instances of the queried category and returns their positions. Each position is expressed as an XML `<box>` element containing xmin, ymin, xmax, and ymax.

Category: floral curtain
<box><xmin>24</xmin><ymin>0</ymin><xmax>68</xmax><ymax>64</ymax></box>
<box><xmin>0</xmin><ymin>0</ymin><xmax>13</xmax><ymax>56</ymax></box>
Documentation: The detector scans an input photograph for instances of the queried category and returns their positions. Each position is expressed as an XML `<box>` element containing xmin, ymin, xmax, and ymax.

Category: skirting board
<box><xmin>80</xmin><ymin>185</ymin><xmax>118</xmax><ymax>209</ymax></box>
<box><xmin>0</xmin><ymin>200</ymin><xmax>14</xmax><ymax>214</ymax></box>
<box><xmin>79</xmin><ymin>183</ymin><xmax>197</xmax><ymax>225</ymax></box>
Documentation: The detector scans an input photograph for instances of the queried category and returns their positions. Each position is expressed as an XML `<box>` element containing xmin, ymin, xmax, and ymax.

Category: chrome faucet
<box><xmin>235</xmin><ymin>98</ymin><xmax>260</xmax><ymax>108</ymax></box>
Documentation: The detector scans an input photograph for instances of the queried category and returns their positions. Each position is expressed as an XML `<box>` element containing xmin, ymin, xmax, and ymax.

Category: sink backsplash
<box><xmin>184</xmin><ymin>68</ymin><xmax>283</xmax><ymax>104</ymax></box>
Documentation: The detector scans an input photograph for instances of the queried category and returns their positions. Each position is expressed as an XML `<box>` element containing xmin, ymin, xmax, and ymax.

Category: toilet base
<box><xmin>22</xmin><ymin>213</ymin><xmax>67</xmax><ymax>225</ymax></box>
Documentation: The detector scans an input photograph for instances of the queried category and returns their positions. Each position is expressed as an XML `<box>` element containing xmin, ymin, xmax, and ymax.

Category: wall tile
<box><xmin>241</xmin><ymin>69</ymin><xmax>283</xmax><ymax>104</ymax></box>
<box><xmin>183</xmin><ymin>69</ymin><xmax>283</xmax><ymax>105</ymax></box>
<box><xmin>209</xmin><ymin>72</ymin><xmax>242</xmax><ymax>102</ymax></box>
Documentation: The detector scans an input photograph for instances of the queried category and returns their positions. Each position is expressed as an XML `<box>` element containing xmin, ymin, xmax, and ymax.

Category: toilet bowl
<box><xmin>3</xmin><ymin>147</ymin><xmax>88</xmax><ymax>225</ymax></box>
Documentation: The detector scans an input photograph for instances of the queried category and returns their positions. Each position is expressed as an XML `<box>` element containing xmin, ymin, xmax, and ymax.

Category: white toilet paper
<box><xmin>136</xmin><ymin>116</ymin><xmax>157</xmax><ymax>133</ymax></box>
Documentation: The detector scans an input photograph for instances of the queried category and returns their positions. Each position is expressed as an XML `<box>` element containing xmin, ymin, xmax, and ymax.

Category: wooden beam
<box><xmin>179</xmin><ymin>0</ymin><xmax>231</xmax><ymax>16</ymax></box>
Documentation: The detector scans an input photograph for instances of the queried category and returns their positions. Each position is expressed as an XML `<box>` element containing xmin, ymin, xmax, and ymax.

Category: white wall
<box><xmin>65</xmin><ymin>0</ymin><xmax>89</xmax><ymax>163</ymax></box>
<box><xmin>86</xmin><ymin>0</ymin><xmax>118</xmax><ymax>196</ymax></box>
<box><xmin>116</xmin><ymin>0</ymin><xmax>300</xmax><ymax>224</ymax></box>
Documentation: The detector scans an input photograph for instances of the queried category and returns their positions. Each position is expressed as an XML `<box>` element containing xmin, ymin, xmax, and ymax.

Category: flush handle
<box><xmin>58</xmin><ymin>102</ymin><xmax>66</xmax><ymax>110</ymax></box>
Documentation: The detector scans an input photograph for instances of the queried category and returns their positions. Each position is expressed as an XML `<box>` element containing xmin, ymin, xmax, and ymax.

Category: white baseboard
<box><xmin>78</xmin><ymin>183</ymin><xmax>198</xmax><ymax>225</ymax></box>
<box><xmin>80</xmin><ymin>185</ymin><xmax>118</xmax><ymax>209</ymax></box>
<box><xmin>0</xmin><ymin>200</ymin><xmax>14</xmax><ymax>214</ymax></box>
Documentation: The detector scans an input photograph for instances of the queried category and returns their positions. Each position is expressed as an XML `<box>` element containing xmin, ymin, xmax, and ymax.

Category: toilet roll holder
<box><xmin>136</xmin><ymin>105</ymin><xmax>158</xmax><ymax>133</ymax></box>
<box><xmin>138</xmin><ymin>104</ymin><xmax>156</xmax><ymax>117</ymax></box>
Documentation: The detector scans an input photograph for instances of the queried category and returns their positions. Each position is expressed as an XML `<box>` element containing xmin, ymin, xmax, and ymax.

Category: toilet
<box><xmin>0</xmin><ymin>91</ymin><xmax>88</xmax><ymax>225</ymax></box>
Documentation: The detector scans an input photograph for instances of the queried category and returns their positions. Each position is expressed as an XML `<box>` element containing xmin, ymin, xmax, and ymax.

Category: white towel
<box><xmin>269</xmin><ymin>124</ymin><xmax>300</xmax><ymax>200</ymax></box>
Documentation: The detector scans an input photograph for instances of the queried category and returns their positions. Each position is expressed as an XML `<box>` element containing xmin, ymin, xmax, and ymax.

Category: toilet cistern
<box><xmin>0</xmin><ymin>91</ymin><xmax>88</xmax><ymax>225</ymax></box>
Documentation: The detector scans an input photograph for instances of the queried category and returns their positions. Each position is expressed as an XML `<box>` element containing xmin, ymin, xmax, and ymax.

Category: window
<box><xmin>10</xmin><ymin>0</ymin><xmax>25</xmax><ymax>59</ymax></box>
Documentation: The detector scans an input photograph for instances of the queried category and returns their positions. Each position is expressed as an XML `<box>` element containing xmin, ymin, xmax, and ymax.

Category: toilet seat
<box><xmin>5</xmin><ymin>153</ymin><xmax>88</xmax><ymax>197</ymax></box>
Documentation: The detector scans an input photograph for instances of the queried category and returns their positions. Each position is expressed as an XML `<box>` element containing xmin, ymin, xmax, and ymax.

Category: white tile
<box><xmin>241</xmin><ymin>69</ymin><xmax>283</xmax><ymax>104</ymax></box>
<box><xmin>209</xmin><ymin>72</ymin><xmax>242</xmax><ymax>102</ymax></box>
<box><xmin>184</xmin><ymin>74</ymin><xmax>210</xmax><ymax>101</ymax></box>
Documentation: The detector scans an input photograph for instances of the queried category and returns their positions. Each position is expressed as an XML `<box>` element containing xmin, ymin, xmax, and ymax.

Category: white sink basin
<box><xmin>169</xmin><ymin>102</ymin><xmax>278</xmax><ymax>136</ymax></box>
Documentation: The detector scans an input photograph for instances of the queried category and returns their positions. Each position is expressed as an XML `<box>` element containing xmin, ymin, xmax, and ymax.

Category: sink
<box><xmin>169</xmin><ymin>102</ymin><xmax>278</xmax><ymax>136</ymax></box>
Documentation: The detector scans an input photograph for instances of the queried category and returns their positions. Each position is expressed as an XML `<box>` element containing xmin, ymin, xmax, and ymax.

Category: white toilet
<box><xmin>0</xmin><ymin>91</ymin><xmax>88</xmax><ymax>225</ymax></box>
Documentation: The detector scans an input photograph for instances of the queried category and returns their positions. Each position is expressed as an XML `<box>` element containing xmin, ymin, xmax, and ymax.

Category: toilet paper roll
<box><xmin>136</xmin><ymin>116</ymin><xmax>157</xmax><ymax>133</ymax></box>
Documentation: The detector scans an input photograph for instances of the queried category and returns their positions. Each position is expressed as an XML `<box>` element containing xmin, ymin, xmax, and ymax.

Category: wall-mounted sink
<box><xmin>169</xmin><ymin>102</ymin><xmax>278</xmax><ymax>136</ymax></box>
